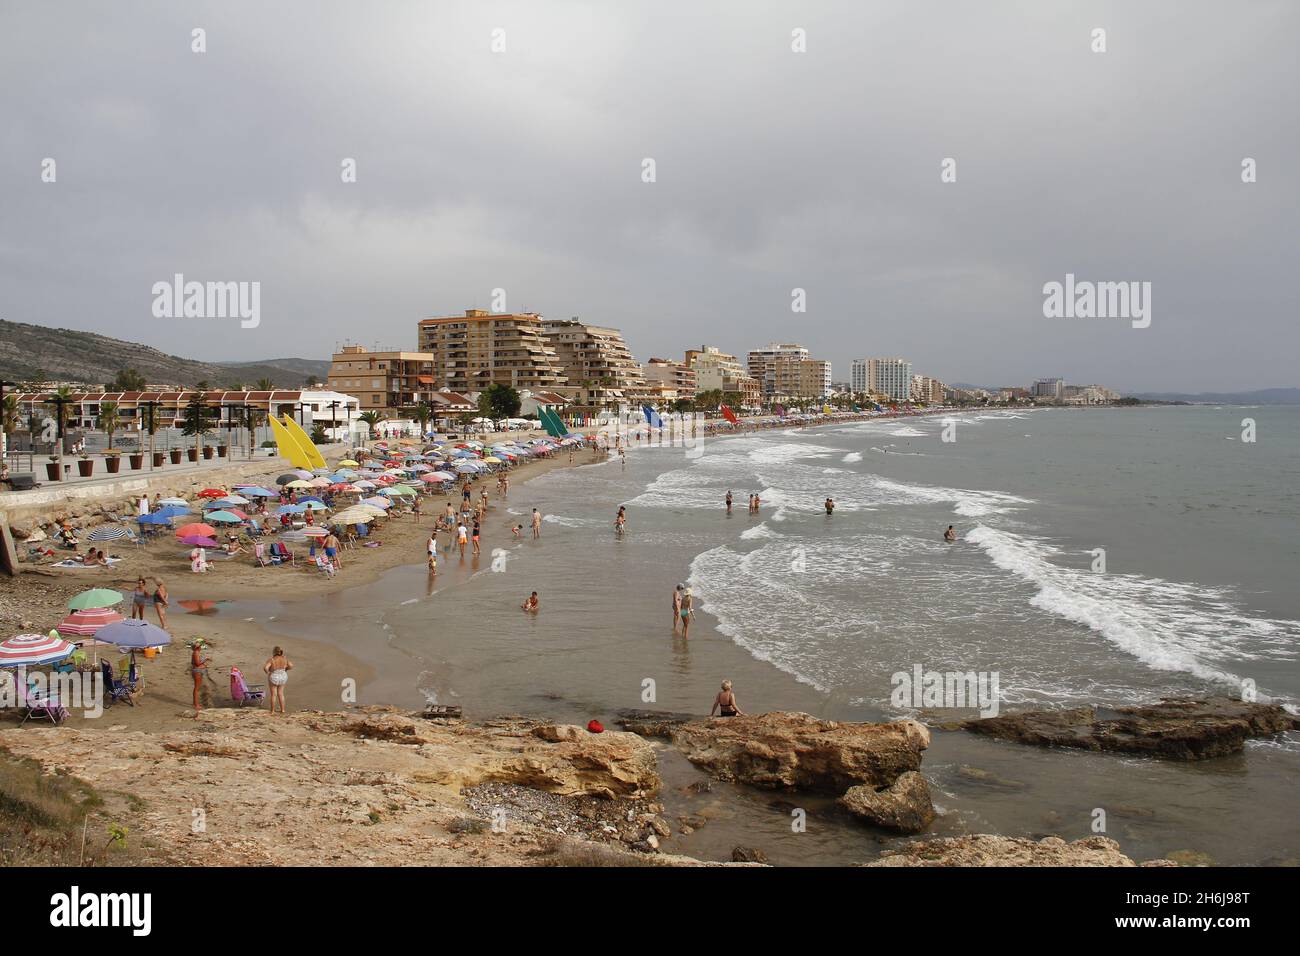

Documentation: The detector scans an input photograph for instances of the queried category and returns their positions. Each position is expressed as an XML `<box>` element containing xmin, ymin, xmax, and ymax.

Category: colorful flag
<box><xmin>721</xmin><ymin>405</ymin><xmax>739</xmax><ymax>425</ymax></box>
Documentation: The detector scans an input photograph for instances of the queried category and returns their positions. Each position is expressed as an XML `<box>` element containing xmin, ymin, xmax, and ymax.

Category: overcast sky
<box><xmin>1</xmin><ymin>0</ymin><xmax>1296</xmax><ymax>392</ymax></box>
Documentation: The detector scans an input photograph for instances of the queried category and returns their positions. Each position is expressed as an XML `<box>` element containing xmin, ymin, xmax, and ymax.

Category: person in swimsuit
<box><xmin>190</xmin><ymin>639</ymin><xmax>212</xmax><ymax>710</ymax></box>
<box><xmin>324</xmin><ymin>531</ymin><xmax>340</xmax><ymax>568</ymax></box>
<box><xmin>825</xmin><ymin>497</ymin><xmax>835</xmax><ymax>515</ymax></box>
<box><xmin>471</xmin><ymin>518</ymin><xmax>481</xmax><ymax>555</ymax></box>
<box><xmin>672</xmin><ymin>584</ymin><xmax>684</xmax><ymax>633</ymax></box>
<box><xmin>131</xmin><ymin>577</ymin><xmax>149</xmax><ymax>620</ymax></box>
<box><xmin>725</xmin><ymin>490</ymin><xmax>733</xmax><ymax>514</ymax></box>
<box><xmin>710</xmin><ymin>680</ymin><xmax>743</xmax><ymax>717</ymax></box>
<box><xmin>521</xmin><ymin>591</ymin><xmax>539</xmax><ymax>612</ymax></box>
<box><xmin>679</xmin><ymin>587</ymin><xmax>694</xmax><ymax>638</ymax></box>
<box><xmin>944</xmin><ymin>525</ymin><xmax>957</xmax><ymax>542</ymax></box>
<box><xmin>531</xmin><ymin>508</ymin><xmax>542</xmax><ymax>539</ymax></box>
<box><xmin>263</xmin><ymin>646</ymin><xmax>293</xmax><ymax>715</ymax></box>
<box><xmin>152</xmin><ymin>578</ymin><xmax>169</xmax><ymax>630</ymax></box>
<box><xmin>614</xmin><ymin>506</ymin><xmax>626</xmax><ymax>535</ymax></box>
<box><xmin>456</xmin><ymin>522</ymin><xmax>468</xmax><ymax>557</ymax></box>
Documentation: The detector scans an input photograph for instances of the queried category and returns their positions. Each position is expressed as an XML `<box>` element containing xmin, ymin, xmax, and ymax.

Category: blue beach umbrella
<box><xmin>96</xmin><ymin>619</ymin><xmax>171</xmax><ymax>650</ymax></box>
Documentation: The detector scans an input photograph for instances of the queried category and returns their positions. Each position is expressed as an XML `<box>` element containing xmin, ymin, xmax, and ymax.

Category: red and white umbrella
<box><xmin>0</xmin><ymin>632</ymin><xmax>76</xmax><ymax>668</ymax></box>
<box><xmin>57</xmin><ymin>607</ymin><xmax>125</xmax><ymax>637</ymax></box>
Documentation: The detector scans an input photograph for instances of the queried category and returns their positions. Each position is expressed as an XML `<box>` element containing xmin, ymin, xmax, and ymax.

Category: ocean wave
<box><xmin>842</xmin><ymin>452</ymin><xmax>863</xmax><ymax>463</ymax></box>
<box><xmin>890</xmin><ymin>427</ymin><xmax>927</xmax><ymax>437</ymax></box>
<box><xmin>965</xmin><ymin>524</ymin><xmax>1300</xmax><ymax>689</ymax></box>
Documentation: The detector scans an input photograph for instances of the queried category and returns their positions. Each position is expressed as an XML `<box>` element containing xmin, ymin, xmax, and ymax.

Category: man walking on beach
<box><xmin>531</xmin><ymin>508</ymin><xmax>542</xmax><ymax>539</ymax></box>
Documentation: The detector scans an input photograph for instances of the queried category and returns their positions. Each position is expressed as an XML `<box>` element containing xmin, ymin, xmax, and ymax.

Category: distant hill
<box><xmin>1127</xmin><ymin>388</ymin><xmax>1300</xmax><ymax>405</ymax></box>
<box><xmin>0</xmin><ymin>319</ymin><xmax>331</xmax><ymax>389</ymax></box>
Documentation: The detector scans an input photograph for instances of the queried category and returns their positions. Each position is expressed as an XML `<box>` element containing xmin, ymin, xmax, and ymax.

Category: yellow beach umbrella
<box><xmin>338</xmin><ymin>459</ymin><xmax>359</xmax><ymax>466</ymax></box>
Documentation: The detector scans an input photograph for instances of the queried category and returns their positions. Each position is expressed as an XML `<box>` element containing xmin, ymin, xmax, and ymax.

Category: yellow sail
<box><xmin>267</xmin><ymin>415</ymin><xmax>312</xmax><ymax>469</ymax></box>
<box><xmin>280</xmin><ymin>415</ymin><xmax>327</xmax><ymax>469</ymax></box>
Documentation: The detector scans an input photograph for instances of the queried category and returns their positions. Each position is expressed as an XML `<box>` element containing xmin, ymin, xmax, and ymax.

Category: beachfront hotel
<box><xmin>865</xmin><ymin>358</ymin><xmax>914</xmax><ymax>402</ymax></box>
<box><xmin>684</xmin><ymin>345</ymin><xmax>763</xmax><ymax>409</ymax></box>
<box><xmin>418</xmin><ymin>309</ymin><xmax>568</xmax><ymax>395</ymax></box>
<box><xmin>541</xmin><ymin>317</ymin><xmax>650</xmax><ymax>409</ymax></box>
<box><xmin>748</xmin><ymin>344</ymin><xmax>833</xmax><ymax>401</ymax></box>
<box><xmin>327</xmin><ymin>345</ymin><xmax>437</xmax><ymax>414</ymax></box>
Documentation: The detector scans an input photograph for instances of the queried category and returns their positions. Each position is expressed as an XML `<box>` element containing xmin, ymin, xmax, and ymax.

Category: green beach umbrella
<box><xmin>67</xmin><ymin>588</ymin><xmax>125</xmax><ymax>611</ymax></box>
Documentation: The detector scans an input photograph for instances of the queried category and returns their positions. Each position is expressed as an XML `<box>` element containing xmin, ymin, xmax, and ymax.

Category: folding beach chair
<box><xmin>269</xmin><ymin>542</ymin><xmax>296</xmax><ymax>565</ymax></box>
<box><xmin>17</xmin><ymin>680</ymin><xmax>69</xmax><ymax>726</ymax></box>
<box><xmin>230</xmin><ymin>666</ymin><xmax>265</xmax><ymax>707</ymax></box>
<box><xmin>100</xmin><ymin>659</ymin><xmax>135</xmax><ymax>707</ymax></box>
<box><xmin>313</xmin><ymin>554</ymin><xmax>336</xmax><ymax>578</ymax></box>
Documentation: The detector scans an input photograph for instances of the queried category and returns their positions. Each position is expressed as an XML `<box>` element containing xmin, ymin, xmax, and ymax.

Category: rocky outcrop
<box><xmin>839</xmin><ymin>771</ymin><xmax>935</xmax><ymax>833</ymax></box>
<box><xmin>0</xmin><ymin>707</ymin><xmax>660</xmax><ymax>866</ymax></box>
<box><xmin>653</xmin><ymin>711</ymin><xmax>930</xmax><ymax>793</ymax></box>
<box><xmin>622</xmin><ymin>710</ymin><xmax>937</xmax><ymax>834</ymax></box>
<box><xmin>868</xmin><ymin>835</ymin><xmax>1176</xmax><ymax>867</ymax></box>
<box><xmin>962</xmin><ymin>697</ymin><xmax>1299</xmax><ymax>760</ymax></box>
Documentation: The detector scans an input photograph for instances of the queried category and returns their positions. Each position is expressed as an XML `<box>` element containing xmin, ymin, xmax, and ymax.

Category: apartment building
<box><xmin>747</xmin><ymin>343</ymin><xmax>809</xmax><ymax>398</ymax></box>
<box><xmin>867</xmin><ymin>358</ymin><xmax>914</xmax><ymax>402</ymax></box>
<box><xmin>418</xmin><ymin>310</ymin><xmax>568</xmax><ymax>395</ymax></box>
<box><xmin>910</xmin><ymin>374</ymin><xmax>946</xmax><ymax>404</ymax></box>
<box><xmin>542</xmin><ymin>318</ymin><xmax>648</xmax><ymax>408</ymax></box>
<box><xmin>851</xmin><ymin>359</ymin><xmax>869</xmax><ymax>394</ymax></box>
<box><xmin>328</xmin><ymin>345</ymin><xmax>436</xmax><ymax>414</ymax></box>
<box><xmin>641</xmin><ymin>358</ymin><xmax>698</xmax><ymax>404</ymax></box>
<box><xmin>684</xmin><ymin>345</ymin><xmax>762</xmax><ymax>409</ymax></box>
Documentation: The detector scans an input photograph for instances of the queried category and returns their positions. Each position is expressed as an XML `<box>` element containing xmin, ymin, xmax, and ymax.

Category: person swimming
<box><xmin>521</xmin><ymin>591</ymin><xmax>539</xmax><ymax>612</ymax></box>
<box><xmin>944</xmin><ymin>525</ymin><xmax>957</xmax><ymax>542</ymax></box>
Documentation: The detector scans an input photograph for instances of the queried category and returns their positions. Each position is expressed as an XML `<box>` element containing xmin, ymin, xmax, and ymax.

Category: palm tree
<box><xmin>409</xmin><ymin>402</ymin><xmax>433</xmax><ymax>436</ymax></box>
<box><xmin>2</xmin><ymin>395</ymin><xmax>19</xmax><ymax>449</ymax></box>
<box><xmin>256</xmin><ymin>378</ymin><xmax>275</xmax><ymax>391</ymax></box>
<box><xmin>98</xmin><ymin>401</ymin><xmax>121</xmax><ymax>450</ymax></box>
<box><xmin>358</xmin><ymin>410</ymin><xmax>382</xmax><ymax>440</ymax></box>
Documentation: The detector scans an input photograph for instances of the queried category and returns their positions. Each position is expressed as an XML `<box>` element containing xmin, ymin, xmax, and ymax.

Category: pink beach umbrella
<box><xmin>0</xmin><ymin>632</ymin><xmax>75</xmax><ymax>668</ymax></box>
<box><xmin>57</xmin><ymin>607</ymin><xmax>125</xmax><ymax>637</ymax></box>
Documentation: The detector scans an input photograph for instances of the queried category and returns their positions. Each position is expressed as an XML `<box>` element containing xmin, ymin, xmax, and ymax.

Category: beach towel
<box><xmin>52</xmin><ymin>557</ymin><xmax>123</xmax><ymax>568</ymax></box>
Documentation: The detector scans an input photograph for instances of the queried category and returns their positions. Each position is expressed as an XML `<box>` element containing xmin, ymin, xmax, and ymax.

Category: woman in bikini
<box><xmin>152</xmin><ymin>578</ymin><xmax>169</xmax><ymax>630</ymax></box>
<box><xmin>679</xmin><ymin>587</ymin><xmax>694</xmax><ymax>638</ymax></box>
<box><xmin>710</xmin><ymin>680</ymin><xmax>743</xmax><ymax>717</ymax></box>
<box><xmin>190</xmin><ymin>640</ymin><xmax>212</xmax><ymax>710</ymax></box>
<box><xmin>263</xmin><ymin>646</ymin><xmax>293</xmax><ymax>715</ymax></box>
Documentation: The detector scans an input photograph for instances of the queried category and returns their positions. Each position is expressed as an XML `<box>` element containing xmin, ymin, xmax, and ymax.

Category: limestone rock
<box><xmin>962</xmin><ymin>697</ymin><xmax>1300</xmax><ymax>760</ymax></box>
<box><xmin>868</xmin><ymin>835</ymin><xmax>1175</xmax><ymax>867</ymax></box>
<box><xmin>839</xmin><ymin>771</ymin><xmax>935</xmax><ymax>833</ymax></box>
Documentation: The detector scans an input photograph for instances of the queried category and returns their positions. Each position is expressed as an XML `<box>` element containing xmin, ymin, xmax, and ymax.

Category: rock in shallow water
<box><xmin>961</xmin><ymin>697</ymin><xmax>1300</xmax><ymax>760</ymax></box>
<box><xmin>839</xmin><ymin>771</ymin><xmax>936</xmax><ymax>833</ymax></box>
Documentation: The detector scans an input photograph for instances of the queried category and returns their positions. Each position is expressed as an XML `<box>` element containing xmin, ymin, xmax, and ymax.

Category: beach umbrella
<box><xmin>137</xmin><ymin>513</ymin><xmax>174</xmax><ymax>526</ymax></box>
<box><xmin>361</xmin><ymin>496</ymin><xmax>392</xmax><ymax>510</ymax></box>
<box><xmin>302</xmin><ymin>527</ymin><xmax>328</xmax><ymax>538</ymax></box>
<box><xmin>353</xmin><ymin>479</ymin><xmax>376</xmax><ymax>489</ymax></box>
<box><xmin>311</xmin><ymin>467</ymin><xmax>332</xmax><ymax>476</ymax></box>
<box><xmin>157</xmin><ymin>497</ymin><xmax>189</xmax><ymax>507</ymax></box>
<box><xmin>483</xmin><ymin>456</ymin><xmax>503</xmax><ymax>464</ymax></box>
<box><xmin>68</xmin><ymin>589</ymin><xmax>124</xmax><ymax>611</ymax></box>
<box><xmin>152</xmin><ymin>505</ymin><xmax>194</xmax><ymax>518</ymax></box>
<box><xmin>87</xmin><ymin>525</ymin><xmax>132</xmax><ymax>541</ymax></box>
<box><xmin>203</xmin><ymin>510</ymin><xmax>243</xmax><ymax>524</ymax></box>
<box><xmin>57</xmin><ymin>607</ymin><xmax>124</xmax><ymax>637</ymax></box>
<box><xmin>382</xmin><ymin>485</ymin><xmax>416</xmax><ymax>496</ymax></box>
<box><xmin>275</xmin><ymin>474</ymin><xmax>300</xmax><ymax>485</ymax></box>
<box><xmin>338</xmin><ymin>459</ymin><xmax>359</xmax><ymax>467</ymax></box>
<box><xmin>291</xmin><ymin>469</ymin><xmax>313</xmax><ymax>479</ymax></box>
<box><xmin>308</xmin><ymin>477</ymin><xmax>331</xmax><ymax>487</ymax></box>
<box><xmin>420</xmin><ymin>474</ymin><xmax>447</xmax><ymax>484</ymax></box>
<box><xmin>179</xmin><ymin>535</ymin><xmax>220</xmax><ymax>547</ymax></box>
<box><xmin>176</xmin><ymin>523</ymin><xmax>216</xmax><ymax>538</ymax></box>
<box><xmin>278</xmin><ymin>529</ymin><xmax>308</xmax><ymax>544</ymax></box>
<box><xmin>210</xmin><ymin>494</ymin><xmax>251</xmax><ymax>506</ymax></box>
<box><xmin>197</xmin><ymin>489</ymin><xmax>227</xmax><ymax>498</ymax></box>
<box><xmin>96</xmin><ymin>619</ymin><xmax>171</xmax><ymax>650</ymax></box>
<box><xmin>235</xmin><ymin>486</ymin><xmax>279</xmax><ymax>498</ymax></box>
<box><xmin>0</xmin><ymin>633</ymin><xmax>75</xmax><ymax>668</ymax></box>
<box><xmin>284</xmin><ymin>479</ymin><xmax>312</xmax><ymax>489</ymax></box>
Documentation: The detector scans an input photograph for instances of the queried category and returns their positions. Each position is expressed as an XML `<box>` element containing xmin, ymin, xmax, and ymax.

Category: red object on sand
<box><xmin>587</xmin><ymin>719</ymin><xmax>604</xmax><ymax>734</ymax></box>
<box><xmin>197</xmin><ymin>488</ymin><xmax>226</xmax><ymax>498</ymax></box>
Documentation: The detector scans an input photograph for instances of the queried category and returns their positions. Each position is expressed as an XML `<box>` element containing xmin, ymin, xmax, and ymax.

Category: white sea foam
<box><xmin>965</xmin><ymin>524</ymin><xmax>1299</xmax><ymax>687</ymax></box>
<box><xmin>890</xmin><ymin>427</ymin><xmax>926</xmax><ymax>437</ymax></box>
<box><xmin>842</xmin><ymin>452</ymin><xmax>863</xmax><ymax>463</ymax></box>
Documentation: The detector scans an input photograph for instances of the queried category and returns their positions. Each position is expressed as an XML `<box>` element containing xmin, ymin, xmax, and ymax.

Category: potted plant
<box><xmin>45</xmin><ymin>455</ymin><xmax>61</xmax><ymax>481</ymax></box>
<box><xmin>187</xmin><ymin>446</ymin><xmax>199</xmax><ymax>462</ymax></box>
<box><xmin>216</xmin><ymin>441</ymin><xmax>228</xmax><ymax>458</ymax></box>
<box><xmin>181</xmin><ymin>395</ymin><xmax>215</xmax><ymax>465</ymax></box>
<box><xmin>104</xmin><ymin>450</ymin><xmax>122</xmax><ymax>474</ymax></box>
<box><xmin>99</xmin><ymin>403</ymin><xmax>122</xmax><ymax>473</ymax></box>
<box><xmin>201</xmin><ymin>444</ymin><xmax>214</xmax><ymax>460</ymax></box>
<box><xmin>169</xmin><ymin>448</ymin><xmax>183</xmax><ymax>465</ymax></box>
<box><xmin>129</xmin><ymin>450</ymin><xmax>144</xmax><ymax>470</ymax></box>
<box><xmin>76</xmin><ymin>453</ymin><xmax>94</xmax><ymax>478</ymax></box>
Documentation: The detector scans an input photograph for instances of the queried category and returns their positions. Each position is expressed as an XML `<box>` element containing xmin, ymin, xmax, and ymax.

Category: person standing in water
<box><xmin>614</xmin><ymin>506</ymin><xmax>626</xmax><ymax>535</ymax></box>
<box><xmin>672</xmin><ymin>583</ymin><xmax>684</xmax><ymax>633</ymax></box>
<box><xmin>725</xmin><ymin>490</ymin><xmax>733</xmax><ymax>514</ymax></box>
<box><xmin>531</xmin><ymin>508</ymin><xmax>542</xmax><ymax>539</ymax></box>
<box><xmin>944</xmin><ymin>525</ymin><xmax>957</xmax><ymax>542</ymax></box>
<box><xmin>710</xmin><ymin>680</ymin><xmax>743</xmax><ymax>717</ymax></box>
<box><xmin>521</xmin><ymin>591</ymin><xmax>539</xmax><ymax>612</ymax></box>
<box><xmin>825</xmin><ymin>497</ymin><xmax>835</xmax><ymax>515</ymax></box>
<box><xmin>679</xmin><ymin>587</ymin><xmax>694</xmax><ymax>637</ymax></box>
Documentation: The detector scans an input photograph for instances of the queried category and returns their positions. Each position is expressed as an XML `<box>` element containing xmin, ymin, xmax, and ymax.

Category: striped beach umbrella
<box><xmin>0</xmin><ymin>632</ymin><xmax>75</xmax><ymax>668</ymax></box>
<box><xmin>68</xmin><ymin>588</ymin><xmax>124</xmax><ymax>611</ymax></box>
<box><xmin>87</xmin><ymin>525</ymin><xmax>132</xmax><ymax>541</ymax></box>
<box><xmin>57</xmin><ymin>607</ymin><xmax>125</xmax><ymax>637</ymax></box>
